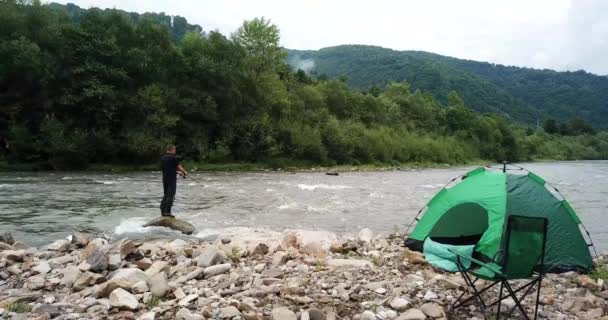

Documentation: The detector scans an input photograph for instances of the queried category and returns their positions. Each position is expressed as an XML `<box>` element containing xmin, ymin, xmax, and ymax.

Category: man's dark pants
<box><xmin>160</xmin><ymin>179</ymin><xmax>176</xmax><ymax>216</ymax></box>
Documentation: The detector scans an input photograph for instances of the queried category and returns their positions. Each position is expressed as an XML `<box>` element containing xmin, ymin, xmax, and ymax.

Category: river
<box><xmin>0</xmin><ymin>161</ymin><xmax>606</xmax><ymax>253</ymax></box>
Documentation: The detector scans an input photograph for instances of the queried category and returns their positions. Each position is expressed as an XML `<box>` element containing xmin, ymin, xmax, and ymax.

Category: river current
<box><xmin>0</xmin><ymin>161</ymin><xmax>606</xmax><ymax>252</ymax></box>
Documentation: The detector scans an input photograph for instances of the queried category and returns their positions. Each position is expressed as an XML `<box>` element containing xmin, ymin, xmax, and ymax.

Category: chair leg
<box><xmin>504</xmin><ymin>281</ymin><xmax>531</xmax><ymax>320</ymax></box>
<box><xmin>533</xmin><ymin>276</ymin><xmax>543</xmax><ymax>320</ymax></box>
<box><xmin>504</xmin><ymin>279</ymin><xmax>539</xmax><ymax>319</ymax></box>
<box><xmin>496</xmin><ymin>281</ymin><xmax>503</xmax><ymax>320</ymax></box>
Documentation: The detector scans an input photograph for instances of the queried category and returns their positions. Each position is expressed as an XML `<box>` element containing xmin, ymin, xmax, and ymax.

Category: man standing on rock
<box><xmin>160</xmin><ymin>144</ymin><xmax>187</xmax><ymax>217</ymax></box>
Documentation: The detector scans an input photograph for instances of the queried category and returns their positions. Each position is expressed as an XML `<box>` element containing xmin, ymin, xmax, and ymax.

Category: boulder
<box><xmin>175</xmin><ymin>267</ymin><xmax>204</xmax><ymax>284</ymax></box>
<box><xmin>196</xmin><ymin>248</ymin><xmax>225</xmax><ymax>267</ymax></box>
<box><xmin>178</xmin><ymin>294</ymin><xmax>198</xmax><ymax>306</ymax></box>
<box><xmin>271</xmin><ymin>307</ymin><xmax>297</xmax><ymax>320</ymax></box>
<box><xmin>95</xmin><ymin>279</ymin><xmax>132</xmax><ymax>298</ymax></box>
<box><xmin>74</xmin><ymin>271</ymin><xmax>104</xmax><ymax>291</ymax></box>
<box><xmin>396</xmin><ymin>309</ymin><xmax>426</xmax><ymax>320</ymax></box>
<box><xmin>111</xmin><ymin>268</ymin><xmax>148</xmax><ymax>286</ymax></box>
<box><xmin>204</xmin><ymin>263</ymin><xmax>232</xmax><ymax>276</ymax></box>
<box><xmin>176</xmin><ymin>308</ymin><xmax>205</xmax><ymax>320</ymax></box>
<box><xmin>326</xmin><ymin>258</ymin><xmax>374</xmax><ymax>269</ymax></box>
<box><xmin>145</xmin><ymin>261</ymin><xmax>169</xmax><ymax>277</ymax></box>
<box><xmin>389</xmin><ymin>297</ymin><xmax>411</xmax><ymax>311</ymax></box>
<box><xmin>0</xmin><ymin>232</ymin><xmax>14</xmax><ymax>245</ymax></box>
<box><xmin>137</xmin><ymin>312</ymin><xmax>156</xmax><ymax>320</ymax></box>
<box><xmin>251</xmin><ymin>243</ymin><xmax>269</xmax><ymax>256</ymax></box>
<box><xmin>60</xmin><ymin>266</ymin><xmax>81</xmax><ymax>288</ymax></box>
<box><xmin>360</xmin><ymin>311</ymin><xmax>377</xmax><ymax>320</ymax></box>
<box><xmin>2</xmin><ymin>250</ymin><xmax>26</xmax><ymax>262</ymax></box>
<box><xmin>261</xmin><ymin>268</ymin><xmax>284</xmax><ymax>279</ymax></box>
<box><xmin>420</xmin><ymin>303</ymin><xmax>443</xmax><ymax>318</ymax></box>
<box><xmin>132</xmin><ymin>281</ymin><xmax>149</xmax><ymax>293</ymax></box>
<box><xmin>357</xmin><ymin>228</ymin><xmax>374</xmax><ymax>243</ymax></box>
<box><xmin>81</xmin><ymin>240</ymin><xmax>109</xmax><ymax>272</ymax></box>
<box><xmin>71</xmin><ymin>232</ymin><xmax>90</xmax><ymax>247</ymax></box>
<box><xmin>143</xmin><ymin>217</ymin><xmax>194</xmax><ymax>235</ymax></box>
<box><xmin>148</xmin><ymin>272</ymin><xmax>169</xmax><ymax>297</ymax></box>
<box><xmin>0</xmin><ymin>242</ymin><xmax>14</xmax><ymax>251</ymax></box>
<box><xmin>32</xmin><ymin>262</ymin><xmax>51</xmax><ymax>275</ymax></box>
<box><xmin>109</xmin><ymin>288</ymin><xmax>139</xmax><ymax>310</ymax></box>
<box><xmin>46</xmin><ymin>239</ymin><xmax>70</xmax><ymax>252</ymax></box>
<box><xmin>300</xmin><ymin>242</ymin><xmax>326</xmax><ymax>258</ymax></box>
<box><xmin>108</xmin><ymin>254</ymin><xmax>123</xmax><ymax>270</ymax></box>
<box><xmin>27</xmin><ymin>275</ymin><xmax>46</xmax><ymax>290</ymax></box>
<box><xmin>282</xmin><ymin>233</ymin><xmax>299</xmax><ymax>249</ymax></box>
<box><xmin>219</xmin><ymin>306</ymin><xmax>241</xmax><ymax>318</ymax></box>
<box><xmin>307</xmin><ymin>308</ymin><xmax>325</xmax><ymax>320</ymax></box>
<box><xmin>272</xmin><ymin>251</ymin><xmax>289</xmax><ymax>266</ymax></box>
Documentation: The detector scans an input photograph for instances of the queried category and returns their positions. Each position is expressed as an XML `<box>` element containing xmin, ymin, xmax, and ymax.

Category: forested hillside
<box><xmin>1</xmin><ymin>1</ymin><xmax>608</xmax><ymax>170</ymax></box>
<box><xmin>288</xmin><ymin>46</ymin><xmax>608</xmax><ymax>127</ymax></box>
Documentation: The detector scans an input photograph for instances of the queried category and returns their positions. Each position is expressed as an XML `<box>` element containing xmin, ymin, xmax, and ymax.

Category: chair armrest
<box><xmin>447</xmin><ymin>249</ymin><xmax>503</xmax><ymax>275</ymax></box>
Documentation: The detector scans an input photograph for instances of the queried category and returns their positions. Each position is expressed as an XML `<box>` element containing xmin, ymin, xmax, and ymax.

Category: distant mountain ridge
<box><xmin>288</xmin><ymin>45</ymin><xmax>608</xmax><ymax>127</ymax></box>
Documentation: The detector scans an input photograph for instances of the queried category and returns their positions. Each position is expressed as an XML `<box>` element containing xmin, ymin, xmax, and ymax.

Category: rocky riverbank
<box><xmin>0</xmin><ymin>229</ymin><xmax>607</xmax><ymax>320</ymax></box>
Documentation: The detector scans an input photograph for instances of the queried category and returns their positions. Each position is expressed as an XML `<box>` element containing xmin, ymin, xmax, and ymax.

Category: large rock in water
<box><xmin>143</xmin><ymin>217</ymin><xmax>194</xmax><ymax>235</ymax></box>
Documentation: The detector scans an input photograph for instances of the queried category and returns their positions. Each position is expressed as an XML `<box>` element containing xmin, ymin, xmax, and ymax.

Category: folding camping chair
<box><xmin>448</xmin><ymin>215</ymin><xmax>548</xmax><ymax>320</ymax></box>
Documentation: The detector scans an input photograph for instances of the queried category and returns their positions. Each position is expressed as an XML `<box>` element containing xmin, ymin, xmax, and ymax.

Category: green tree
<box><xmin>233</xmin><ymin>17</ymin><xmax>284</xmax><ymax>75</ymax></box>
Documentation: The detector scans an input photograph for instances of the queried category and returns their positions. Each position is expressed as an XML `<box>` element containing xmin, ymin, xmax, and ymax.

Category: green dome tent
<box><xmin>405</xmin><ymin>165</ymin><xmax>595</xmax><ymax>272</ymax></box>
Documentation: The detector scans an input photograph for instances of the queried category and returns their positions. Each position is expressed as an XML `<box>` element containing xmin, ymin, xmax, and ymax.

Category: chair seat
<box><xmin>470</xmin><ymin>262</ymin><xmax>504</xmax><ymax>280</ymax></box>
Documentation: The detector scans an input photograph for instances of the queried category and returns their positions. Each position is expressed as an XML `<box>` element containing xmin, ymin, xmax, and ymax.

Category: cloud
<box><xmin>50</xmin><ymin>0</ymin><xmax>608</xmax><ymax>75</ymax></box>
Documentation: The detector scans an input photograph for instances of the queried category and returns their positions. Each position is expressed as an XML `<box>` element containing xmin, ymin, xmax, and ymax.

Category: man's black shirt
<box><xmin>161</xmin><ymin>153</ymin><xmax>180</xmax><ymax>183</ymax></box>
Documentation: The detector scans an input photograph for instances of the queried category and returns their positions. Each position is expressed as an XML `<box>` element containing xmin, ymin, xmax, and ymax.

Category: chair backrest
<box><xmin>502</xmin><ymin>215</ymin><xmax>548</xmax><ymax>279</ymax></box>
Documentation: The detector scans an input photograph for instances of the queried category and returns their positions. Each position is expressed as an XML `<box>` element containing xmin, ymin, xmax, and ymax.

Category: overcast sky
<box><xmin>52</xmin><ymin>0</ymin><xmax>608</xmax><ymax>75</ymax></box>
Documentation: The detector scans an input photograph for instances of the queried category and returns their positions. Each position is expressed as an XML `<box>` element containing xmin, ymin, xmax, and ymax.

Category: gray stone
<box><xmin>32</xmin><ymin>262</ymin><xmax>51</xmax><ymax>275</ymax></box>
<box><xmin>203</xmin><ymin>263</ymin><xmax>232</xmax><ymax>276</ymax></box>
<box><xmin>145</xmin><ymin>261</ymin><xmax>169</xmax><ymax>277</ymax></box>
<box><xmin>47</xmin><ymin>239</ymin><xmax>70</xmax><ymax>252</ymax></box>
<box><xmin>108</xmin><ymin>254</ymin><xmax>122</xmax><ymax>270</ymax></box>
<box><xmin>60</xmin><ymin>266</ymin><xmax>81</xmax><ymax>288</ymax></box>
<box><xmin>196</xmin><ymin>248</ymin><xmax>225</xmax><ymax>267</ymax></box>
<box><xmin>74</xmin><ymin>271</ymin><xmax>104</xmax><ymax>291</ymax></box>
<box><xmin>176</xmin><ymin>308</ymin><xmax>205</xmax><ymax>320</ymax></box>
<box><xmin>272</xmin><ymin>251</ymin><xmax>289</xmax><ymax>266</ymax></box>
<box><xmin>0</xmin><ymin>242</ymin><xmax>14</xmax><ymax>251</ymax></box>
<box><xmin>32</xmin><ymin>304</ymin><xmax>61</xmax><ymax>317</ymax></box>
<box><xmin>420</xmin><ymin>303</ymin><xmax>442</xmax><ymax>318</ymax></box>
<box><xmin>95</xmin><ymin>279</ymin><xmax>132</xmax><ymax>298</ymax></box>
<box><xmin>81</xmin><ymin>241</ymin><xmax>108</xmax><ymax>272</ymax></box>
<box><xmin>326</xmin><ymin>258</ymin><xmax>374</xmax><ymax>268</ymax></box>
<box><xmin>137</xmin><ymin>312</ymin><xmax>156</xmax><ymax>320</ymax></box>
<box><xmin>7</xmin><ymin>265</ymin><xmax>22</xmax><ymax>275</ymax></box>
<box><xmin>111</xmin><ymin>268</ymin><xmax>148</xmax><ymax>286</ymax></box>
<box><xmin>49</xmin><ymin>255</ymin><xmax>74</xmax><ymax>267</ymax></box>
<box><xmin>143</xmin><ymin>217</ymin><xmax>194</xmax><ymax>235</ymax></box>
<box><xmin>251</xmin><ymin>243</ymin><xmax>269</xmax><ymax>256</ymax></box>
<box><xmin>148</xmin><ymin>272</ymin><xmax>169</xmax><ymax>298</ymax></box>
<box><xmin>175</xmin><ymin>267</ymin><xmax>204</xmax><ymax>284</ymax></box>
<box><xmin>261</xmin><ymin>268</ymin><xmax>284</xmax><ymax>279</ymax></box>
<box><xmin>0</xmin><ymin>232</ymin><xmax>14</xmax><ymax>245</ymax></box>
<box><xmin>132</xmin><ymin>281</ymin><xmax>149</xmax><ymax>293</ymax></box>
<box><xmin>389</xmin><ymin>297</ymin><xmax>411</xmax><ymax>312</ymax></box>
<box><xmin>357</xmin><ymin>228</ymin><xmax>374</xmax><ymax>243</ymax></box>
<box><xmin>71</xmin><ymin>232</ymin><xmax>90</xmax><ymax>247</ymax></box>
<box><xmin>307</xmin><ymin>308</ymin><xmax>325</xmax><ymax>320</ymax></box>
<box><xmin>271</xmin><ymin>307</ymin><xmax>297</xmax><ymax>320</ymax></box>
<box><xmin>361</xmin><ymin>311</ymin><xmax>377</xmax><ymax>320</ymax></box>
<box><xmin>178</xmin><ymin>294</ymin><xmax>198</xmax><ymax>306</ymax></box>
<box><xmin>2</xmin><ymin>249</ymin><xmax>26</xmax><ymax>262</ymax></box>
<box><xmin>396</xmin><ymin>309</ymin><xmax>426</xmax><ymax>320</ymax></box>
<box><xmin>109</xmin><ymin>288</ymin><xmax>139</xmax><ymax>310</ymax></box>
<box><xmin>219</xmin><ymin>306</ymin><xmax>241</xmax><ymax>318</ymax></box>
<box><xmin>27</xmin><ymin>275</ymin><xmax>45</xmax><ymax>290</ymax></box>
